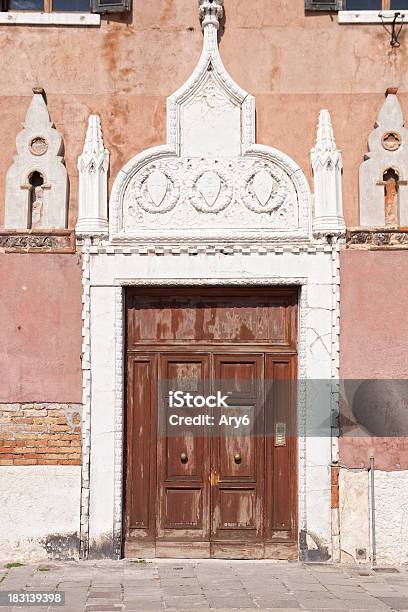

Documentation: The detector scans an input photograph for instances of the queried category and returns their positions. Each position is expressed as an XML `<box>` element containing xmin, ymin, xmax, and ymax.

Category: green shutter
<box><xmin>92</xmin><ymin>0</ymin><xmax>131</xmax><ymax>13</ymax></box>
<box><xmin>305</xmin><ymin>0</ymin><xmax>343</xmax><ymax>10</ymax></box>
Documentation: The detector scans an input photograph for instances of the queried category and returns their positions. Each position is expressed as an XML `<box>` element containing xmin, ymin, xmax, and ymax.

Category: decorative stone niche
<box><xmin>4</xmin><ymin>88</ymin><xmax>68</xmax><ymax>230</ymax></box>
<box><xmin>359</xmin><ymin>89</ymin><xmax>408</xmax><ymax>228</ymax></box>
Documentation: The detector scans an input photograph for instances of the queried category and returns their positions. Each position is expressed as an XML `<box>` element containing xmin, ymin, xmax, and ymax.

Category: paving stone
<box><xmin>208</xmin><ymin>596</ymin><xmax>255</xmax><ymax>608</ymax></box>
<box><xmin>163</xmin><ymin>594</ymin><xmax>209</xmax><ymax>608</ymax></box>
<box><xmin>2</xmin><ymin>560</ymin><xmax>408</xmax><ymax>611</ymax></box>
<box><xmin>378</xmin><ymin>596</ymin><xmax>408</xmax><ymax>608</ymax></box>
<box><xmin>85</xmin><ymin>605</ymin><xmax>123</xmax><ymax>611</ymax></box>
<box><xmin>334</xmin><ymin>599</ymin><xmax>390</xmax><ymax>610</ymax></box>
<box><xmin>124</xmin><ymin>600</ymin><xmax>163</xmax><ymax>610</ymax></box>
<box><xmin>253</xmin><ymin>598</ymin><xmax>301</xmax><ymax>608</ymax></box>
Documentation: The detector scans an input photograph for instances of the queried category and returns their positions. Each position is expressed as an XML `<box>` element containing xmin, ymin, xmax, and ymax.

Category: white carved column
<box><xmin>311</xmin><ymin>110</ymin><xmax>345</xmax><ymax>235</ymax></box>
<box><xmin>76</xmin><ymin>115</ymin><xmax>109</xmax><ymax>235</ymax></box>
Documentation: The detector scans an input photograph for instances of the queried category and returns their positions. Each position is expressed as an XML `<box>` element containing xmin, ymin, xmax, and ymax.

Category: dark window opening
<box><xmin>6</xmin><ymin>0</ymin><xmax>90</xmax><ymax>11</ymax></box>
<box><xmin>383</xmin><ymin>167</ymin><xmax>400</xmax><ymax>226</ymax></box>
<box><xmin>346</xmin><ymin>0</ymin><xmax>407</xmax><ymax>8</ymax></box>
<box><xmin>9</xmin><ymin>0</ymin><xmax>45</xmax><ymax>9</ymax></box>
<box><xmin>52</xmin><ymin>0</ymin><xmax>90</xmax><ymax>11</ymax></box>
<box><xmin>28</xmin><ymin>171</ymin><xmax>45</xmax><ymax>230</ymax></box>
<box><xmin>390</xmin><ymin>0</ymin><xmax>408</xmax><ymax>9</ymax></box>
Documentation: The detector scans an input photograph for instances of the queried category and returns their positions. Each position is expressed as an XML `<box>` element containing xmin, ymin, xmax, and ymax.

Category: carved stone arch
<box><xmin>22</xmin><ymin>167</ymin><xmax>50</xmax><ymax>189</ymax></box>
<box><xmin>109</xmin><ymin>0</ymin><xmax>311</xmax><ymax>244</ymax></box>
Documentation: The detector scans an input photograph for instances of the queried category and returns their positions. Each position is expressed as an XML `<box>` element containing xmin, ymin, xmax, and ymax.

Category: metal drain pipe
<box><xmin>370</xmin><ymin>456</ymin><xmax>377</xmax><ymax>565</ymax></box>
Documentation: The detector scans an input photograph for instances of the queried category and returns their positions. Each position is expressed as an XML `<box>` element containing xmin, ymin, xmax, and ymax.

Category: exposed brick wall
<box><xmin>0</xmin><ymin>404</ymin><xmax>82</xmax><ymax>466</ymax></box>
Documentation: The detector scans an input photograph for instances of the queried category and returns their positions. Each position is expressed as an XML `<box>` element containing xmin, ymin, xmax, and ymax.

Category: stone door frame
<box><xmin>79</xmin><ymin>244</ymin><xmax>341</xmax><ymax>562</ymax></box>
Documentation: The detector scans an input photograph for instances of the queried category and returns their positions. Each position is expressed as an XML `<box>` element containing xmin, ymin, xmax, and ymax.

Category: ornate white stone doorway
<box><xmin>77</xmin><ymin>0</ymin><xmax>344</xmax><ymax>561</ymax></box>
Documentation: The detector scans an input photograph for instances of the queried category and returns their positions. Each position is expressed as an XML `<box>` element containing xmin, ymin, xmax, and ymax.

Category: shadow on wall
<box><xmin>341</xmin><ymin>379</ymin><xmax>408</xmax><ymax>437</ymax></box>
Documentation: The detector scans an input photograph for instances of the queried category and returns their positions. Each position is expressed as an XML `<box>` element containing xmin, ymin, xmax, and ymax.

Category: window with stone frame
<box><xmin>306</xmin><ymin>0</ymin><xmax>407</xmax><ymax>9</ymax></box>
<box><xmin>347</xmin><ymin>0</ymin><xmax>407</xmax><ymax>8</ymax></box>
<box><xmin>5</xmin><ymin>0</ymin><xmax>90</xmax><ymax>10</ymax></box>
<box><xmin>3</xmin><ymin>0</ymin><xmax>130</xmax><ymax>11</ymax></box>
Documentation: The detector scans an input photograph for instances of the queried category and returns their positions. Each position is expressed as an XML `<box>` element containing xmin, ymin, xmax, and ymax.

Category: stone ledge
<box><xmin>0</xmin><ymin>229</ymin><xmax>76</xmax><ymax>253</ymax></box>
<box><xmin>0</xmin><ymin>11</ymin><xmax>100</xmax><ymax>26</ymax></box>
<box><xmin>339</xmin><ymin>10</ymin><xmax>408</xmax><ymax>24</ymax></box>
<box><xmin>347</xmin><ymin>227</ymin><xmax>408</xmax><ymax>249</ymax></box>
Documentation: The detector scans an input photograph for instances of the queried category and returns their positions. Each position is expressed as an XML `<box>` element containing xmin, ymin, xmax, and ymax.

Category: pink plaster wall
<box><xmin>1</xmin><ymin>0</ymin><xmax>408</xmax><ymax>226</ymax></box>
<box><xmin>340</xmin><ymin>250</ymin><xmax>408</xmax><ymax>471</ymax></box>
<box><xmin>0</xmin><ymin>254</ymin><xmax>82</xmax><ymax>403</ymax></box>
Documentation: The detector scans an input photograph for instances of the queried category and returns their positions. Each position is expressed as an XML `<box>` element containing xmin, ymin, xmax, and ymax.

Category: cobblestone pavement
<box><xmin>1</xmin><ymin>560</ymin><xmax>408</xmax><ymax>612</ymax></box>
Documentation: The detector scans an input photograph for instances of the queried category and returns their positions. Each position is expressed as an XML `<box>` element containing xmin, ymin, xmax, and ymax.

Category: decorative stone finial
<box><xmin>198</xmin><ymin>0</ymin><xmax>224</xmax><ymax>30</ymax></box>
<box><xmin>386</xmin><ymin>86</ymin><xmax>398</xmax><ymax>97</ymax></box>
<box><xmin>311</xmin><ymin>109</ymin><xmax>345</xmax><ymax>235</ymax></box>
<box><xmin>76</xmin><ymin>115</ymin><xmax>109</xmax><ymax>235</ymax></box>
<box><xmin>312</xmin><ymin>109</ymin><xmax>338</xmax><ymax>165</ymax></box>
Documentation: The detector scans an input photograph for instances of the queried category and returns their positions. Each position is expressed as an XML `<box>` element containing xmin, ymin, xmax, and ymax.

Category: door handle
<box><xmin>180</xmin><ymin>452</ymin><xmax>188</xmax><ymax>464</ymax></box>
<box><xmin>234</xmin><ymin>453</ymin><xmax>241</xmax><ymax>464</ymax></box>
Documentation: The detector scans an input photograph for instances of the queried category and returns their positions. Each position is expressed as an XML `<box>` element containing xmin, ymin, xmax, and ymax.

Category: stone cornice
<box><xmin>0</xmin><ymin>229</ymin><xmax>75</xmax><ymax>253</ymax></box>
<box><xmin>347</xmin><ymin>227</ymin><xmax>408</xmax><ymax>249</ymax></box>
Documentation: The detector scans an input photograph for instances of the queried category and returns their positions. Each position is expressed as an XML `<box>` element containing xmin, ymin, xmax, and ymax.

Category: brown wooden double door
<box><xmin>124</xmin><ymin>288</ymin><xmax>298</xmax><ymax>559</ymax></box>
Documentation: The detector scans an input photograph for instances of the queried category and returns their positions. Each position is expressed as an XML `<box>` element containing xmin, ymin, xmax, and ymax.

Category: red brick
<box><xmin>48</xmin><ymin>409</ymin><xmax>67</xmax><ymax>417</ymax></box>
<box><xmin>23</xmin><ymin>409</ymin><xmax>48</xmax><ymax>417</ymax></box>
<box><xmin>10</xmin><ymin>418</ymin><xmax>34</xmax><ymax>424</ymax></box>
<box><xmin>50</xmin><ymin>425</ymin><xmax>71</xmax><ymax>432</ymax></box>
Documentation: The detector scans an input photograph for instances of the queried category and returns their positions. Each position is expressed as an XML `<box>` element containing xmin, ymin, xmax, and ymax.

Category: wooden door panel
<box><xmin>265</xmin><ymin>355</ymin><xmax>297</xmax><ymax>542</ymax></box>
<box><xmin>211</xmin><ymin>354</ymin><xmax>264</xmax><ymax>543</ymax></box>
<box><xmin>218</xmin><ymin>434</ymin><xmax>255</xmax><ymax>480</ymax></box>
<box><xmin>217</xmin><ymin>488</ymin><xmax>257</xmax><ymax>530</ymax></box>
<box><xmin>164</xmin><ymin>488</ymin><xmax>203</xmax><ymax>529</ymax></box>
<box><xmin>157</xmin><ymin>354</ymin><xmax>210</xmax><ymax>541</ymax></box>
<box><xmin>126</xmin><ymin>288</ymin><xmax>297</xmax><ymax>349</ymax></box>
<box><xmin>124</xmin><ymin>355</ymin><xmax>157</xmax><ymax>556</ymax></box>
<box><xmin>124</xmin><ymin>288</ymin><xmax>299</xmax><ymax>559</ymax></box>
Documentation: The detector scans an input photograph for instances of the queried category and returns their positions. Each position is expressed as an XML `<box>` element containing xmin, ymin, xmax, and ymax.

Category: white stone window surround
<box><xmin>0</xmin><ymin>11</ymin><xmax>100</xmax><ymax>26</ymax></box>
<box><xmin>339</xmin><ymin>10</ymin><xmax>408</xmax><ymax>23</ymax></box>
<box><xmin>82</xmin><ymin>246</ymin><xmax>341</xmax><ymax>561</ymax></box>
